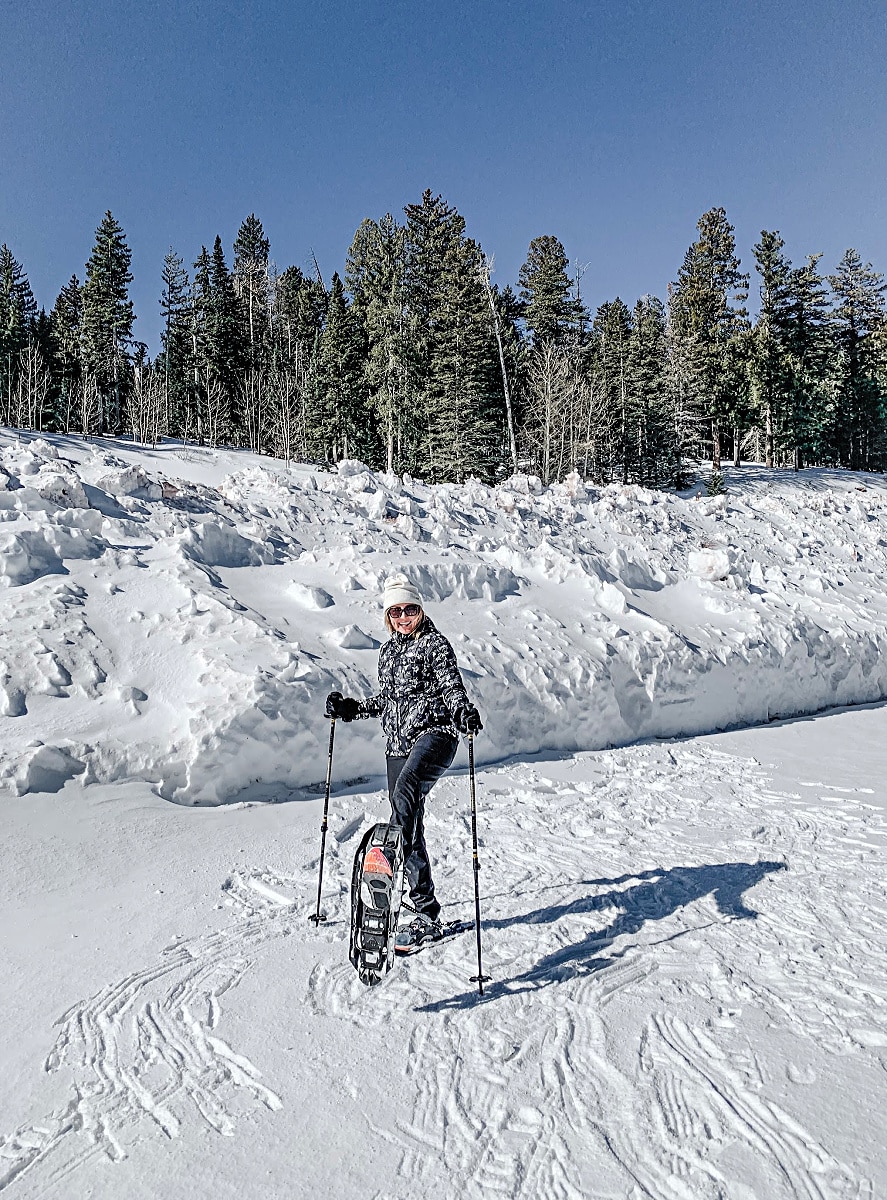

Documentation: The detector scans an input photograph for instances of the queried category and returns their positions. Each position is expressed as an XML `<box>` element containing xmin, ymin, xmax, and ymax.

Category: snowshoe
<box><xmin>349</xmin><ymin>822</ymin><xmax>404</xmax><ymax>985</ymax></box>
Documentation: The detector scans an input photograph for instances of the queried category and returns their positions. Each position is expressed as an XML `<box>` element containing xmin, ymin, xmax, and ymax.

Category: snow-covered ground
<box><xmin>1</xmin><ymin>432</ymin><xmax>886</xmax><ymax>1198</ymax></box>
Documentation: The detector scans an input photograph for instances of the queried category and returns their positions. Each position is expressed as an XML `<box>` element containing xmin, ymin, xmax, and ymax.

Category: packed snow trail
<box><xmin>2</xmin><ymin>718</ymin><xmax>885</xmax><ymax>1198</ymax></box>
<box><xmin>314</xmin><ymin>738</ymin><xmax>877</xmax><ymax>1200</ymax></box>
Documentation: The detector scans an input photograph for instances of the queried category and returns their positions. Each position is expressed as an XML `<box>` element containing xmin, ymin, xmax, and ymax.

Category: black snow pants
<box><xmin>386</xmin><ymin>730</ymin><xmax>458</xmax><ymax>920</ymax></box>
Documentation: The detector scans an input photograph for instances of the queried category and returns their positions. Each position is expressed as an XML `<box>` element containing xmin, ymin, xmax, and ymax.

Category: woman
<box><xmin>325</xmin><ymin>574</ymin><xmax>482</xmax><ymax>950</ymax></box>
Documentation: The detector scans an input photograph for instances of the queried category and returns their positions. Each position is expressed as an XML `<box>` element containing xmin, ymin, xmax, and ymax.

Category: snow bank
<box><xmin>2</xmin><ymin>430</ymin><xmax>887</xmax><ymax>803</ymax></box>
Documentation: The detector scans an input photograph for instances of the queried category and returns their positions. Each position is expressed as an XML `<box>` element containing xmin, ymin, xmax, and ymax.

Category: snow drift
<box><xmin>2</xmin><ymin>431</ymin><xmax>887</xmax><ymax>804</ymax></box>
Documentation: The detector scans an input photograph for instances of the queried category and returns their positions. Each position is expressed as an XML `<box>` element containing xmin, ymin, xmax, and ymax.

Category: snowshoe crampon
<box><xmin>349</xmin><ymin>823</ymin><xmax>404</xmax><ymax>985</ymax></box>
<box><xmin>395</xmin><ymin>917</ymin><xmax>469</xmax><ymax>955</ymax></box>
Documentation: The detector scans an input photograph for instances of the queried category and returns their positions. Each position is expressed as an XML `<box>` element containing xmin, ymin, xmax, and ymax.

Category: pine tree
<box><xmin>269</xmin><ymin>265</ymin><xmax>324</xmax><ymax>461</ymax></box>
<box><xmin>275</xmin><ymin>265</ymin><xmax>325</xmax><ymax>355</ymax></box>
<box><xmin>81</xmin><ymin>211</ymin><xmax>135</xmax><ymax>434</ymax></box>
<box><xmin>518</xmin><ymin>235</ymin><xmax>582</xmax><ymax>347</ymax></box>
<box><xmin>591</xmin><ymin>299</ymin><xmax>633</xmax><ymax>482</ymax></box>
<box><xmin>346</xmin><ymin>214</ymin><xmax>412</xmax><ymax>472</ymax></box>
<box><xmin>210</xmin><ymin>236</ymin><xmax>242</xmax><ymax>399</ymax></box>
<box><xmin>402</xmin><ymin>192</ymin><xmax>503</xmax><ymax>481</ymax></box>
<box><xmin>403</xmin><ymin>191</ymin><xmax>466</xmax><ymax>473</ymax></box>
<box><xmin>425</xmin><ymin>235</ymin><xmax>503</xmax><ymax>483</ymax></box>
<box><xmin>233</xmin><ymin>214</ymin><xmax>271</xmax><ymax>372</ymax></box>
<box><xmin>785</xmin><ymin>255</ymin><xmax>831</xmax><ymax>467</ymax></box>
<box><xmin>0</xmin><ymin>244</ymin><xmax>37</xmax><ymax>425</ymax></box>
<box><xmin>670</xmin><ymin>208</ymin><xmax>749</xmax><ymax>469</ymax></box>
<box><xmin>189</xmin><ymin>239</ymin><xmax>241</xmax><ymax>445</ymax></box>
<box><xmin>189</xmin><ymin>246</ymin><xmax>213</xmax><ymax>442</ymax></box>
<box><xmin>828</xmin><ymin>249</ymin><xmax>886</xmax><ymax>470</ymax></box>
<box><xmin>232</xmin><ymin>215</ymin><xmax>272</xmax><ymax>453</ymax></box>
<box><xmin>627</xmin><ymin>295</ymin><xmax>675</xmax><ymax>486</ymax></box>
<box><xmin>159</xmin><ymin>248</ymin><xmax>191</xmax><ymax>438</ymax></box>
<box><xmin>308</xmin><ymin>273</ymin><xmax>372</xmax><ymax>463</ymax></box>
<box><xmin>50</xmin><ymin>275</ymin><xmax>83</xmax><ymax>433</ymax></box>
<box><xmin>750</xmin><ymin>232</ymin><xmax>795</xmax><ymax>466</ymax></box>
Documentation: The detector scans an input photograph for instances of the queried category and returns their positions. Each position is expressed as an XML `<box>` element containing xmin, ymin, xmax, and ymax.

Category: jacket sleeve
<box><xmin>354</xmin><ymin>693</ymin><xmax>384</xmax><ymax>719</ymax></box>
<box><xmin>430</xmin><ymin>633</ymin><xmax>470</xmax><ymax>716</ymax></box>
<box><xmin>353</xmin><ymin>645</ymin><xmax>387</xmax><ymax>719</ymax></box>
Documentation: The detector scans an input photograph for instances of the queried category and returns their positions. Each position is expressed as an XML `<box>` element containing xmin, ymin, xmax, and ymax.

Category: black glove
<box><xmin>325</xmin><ymin>691</ymin><xmax>360</xmax><ymax>721</ymax></box>
<box><xmin>453</xmin><ymin>704</ymin><xmax>483</xmax><ymax>735</ymax></box>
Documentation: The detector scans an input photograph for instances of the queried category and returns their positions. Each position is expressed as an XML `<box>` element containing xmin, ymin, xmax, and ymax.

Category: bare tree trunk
<box><xmin>205</xmin><ymin>378</ymin><xmax>225</xmax><ymax>447</ymax></box>
<box><xmin>526</xmin><ymin>341</ymin><xmax>572</xmax><ymax>485</ymax></box>
<box><xmin>480</xmin><ymin>258</ymin><xmax>518</xmax><ymax>473</ymax></box>
<box><xmin>243</xmin><ymin>369</ymin><xmax>264</xmax><ymax>453</ymax></box>
<box><xmin>16</xmin><ymin>344</ymin><xmax>49</xmax><ymax>431</ymax></box>
<box><xmin>386</xmin><ymin>376</ymin><xmax>395</xmax><ymax>474</ymax></box>
<box><xmin>130</xmin><ymin>365</ymin><xmax>163</xmax><ymax>447</ymax></box>
<box><xmin>81</xmin><ymin>374</ymin><xmax>100</xmax><ymax>436</ymax></box>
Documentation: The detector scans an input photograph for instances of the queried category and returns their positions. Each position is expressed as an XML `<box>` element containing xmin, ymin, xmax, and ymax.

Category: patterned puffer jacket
<box><xmin>354</xmin><ymin>616</ymin><xmax>470</xmax><ymax>757</ymax></box>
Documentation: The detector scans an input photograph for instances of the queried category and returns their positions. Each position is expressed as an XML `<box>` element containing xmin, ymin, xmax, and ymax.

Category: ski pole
<box><xmin>309</xmin><ymin>716</ymin><xmax>336</xmax><ymax>925</ymax></box>
<box><xmin>467</xmin><ymin>733</ymin><xmax>491</xmax><ymax>995</ymax></box>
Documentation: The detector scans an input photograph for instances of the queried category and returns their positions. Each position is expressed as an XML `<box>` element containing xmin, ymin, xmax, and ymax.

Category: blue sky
<box><xmin>2</xmin><ymin>0</ymin><xmax>885</xmax><ymax>350</ymax></box>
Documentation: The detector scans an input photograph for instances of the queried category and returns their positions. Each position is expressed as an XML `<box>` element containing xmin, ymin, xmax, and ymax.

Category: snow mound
<box><xmin>689</xmin><ymin>548</ymin><xmax>732</xmax><ymax>581</ymax></box>
<box><xmin>180</xmin><ymin>522</ymin><xmax>274</xmax><ymax>568</ymax></box>
<box><xmin>327</xmin><ymin>625</ymin><xmax>380</xmax><ymax>650</ymax></box>
<box><xmin>14</xmin><ymin>742</ymin><xmax>86</xmax><ymax>794</ymax></box>
<box><xmin>96</xmin><ymin>464</ymin><xmax>161</xmax><ymax>499</ymax></box>
<box><xmin>289</xmin><ymin>582</ymin><xmax>335</xmax><ymax>609</ymax></box>
<box><xmin>3</xmin><ymin>431</ymin><xmax>887</xmax><ymax>803</ymax></box>
<box><xmin>408</xmin><ymin>562</ymin><xmax>521</xmax><ymax>603</ymax></box>
<box><xmin>0</xmin><ymin>531</ymin><xmax>65</xmax><ymax>586</ymax></box>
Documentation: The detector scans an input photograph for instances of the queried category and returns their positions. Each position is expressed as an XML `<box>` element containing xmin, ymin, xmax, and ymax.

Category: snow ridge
<box><xmin>3</xmin><ymin>432</ymin><xmax>887</xmax><ymax>804</ymax></box>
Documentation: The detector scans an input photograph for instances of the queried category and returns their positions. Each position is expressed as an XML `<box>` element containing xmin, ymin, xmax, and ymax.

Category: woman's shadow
<box><xmin>419</xmin><ymin>859</ymin><xmax>786</xmax><ymax>1012</ymax></box>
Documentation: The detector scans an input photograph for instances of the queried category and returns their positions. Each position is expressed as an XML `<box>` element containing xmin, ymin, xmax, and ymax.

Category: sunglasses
<box><xmin>388</xmin><ymin>604</ymin><xmax>421</xmax><ymax>619</ymax></box>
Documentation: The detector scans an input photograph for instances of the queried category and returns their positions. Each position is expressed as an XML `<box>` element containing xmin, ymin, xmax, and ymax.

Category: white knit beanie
<box><xmin>382</xmin><ymin>574</ymin><xmax>423</xmax><ymax>611</ymax></box>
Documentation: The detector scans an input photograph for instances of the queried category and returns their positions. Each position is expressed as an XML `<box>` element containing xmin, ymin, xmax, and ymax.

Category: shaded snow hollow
<box><xmin>2</xmin><ymin>431</ymin><xmax>887</xmax><ymax>804</ymax></box>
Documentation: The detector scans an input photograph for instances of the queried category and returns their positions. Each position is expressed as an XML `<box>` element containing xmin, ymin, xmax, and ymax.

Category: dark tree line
<box><xmin>3</xmin><ymin>197</ymin><xmax>887</xmax><ymax>485</ymax></box>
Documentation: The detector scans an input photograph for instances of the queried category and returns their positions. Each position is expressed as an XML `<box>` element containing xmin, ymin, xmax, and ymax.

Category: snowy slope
<box><xmin>1</xmin><ymin>431</ymin><xmax>886</xmax><ymax>1199</ymax></box>
<box><xmin>2</xmin><ymin>430</ymin><xmax>887</xmax><ymax>804</ymax></box>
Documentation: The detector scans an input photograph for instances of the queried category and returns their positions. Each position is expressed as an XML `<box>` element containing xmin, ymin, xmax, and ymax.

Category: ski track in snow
<box><xmin>307</xmin><ymin>741</ymin><xmax>881</xmax><ymax>1200</ymax></box>
<box><xmin>0</xmin><ymin>868</ymin><xmax>300</xmax><ymax>1198</ymax></box>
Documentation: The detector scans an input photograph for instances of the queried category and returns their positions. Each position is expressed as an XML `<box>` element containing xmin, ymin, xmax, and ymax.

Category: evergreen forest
<box><xmin>3</xmin><ymin>193</ymin><xmax>887</xmax><ymax>487</ymax></box>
